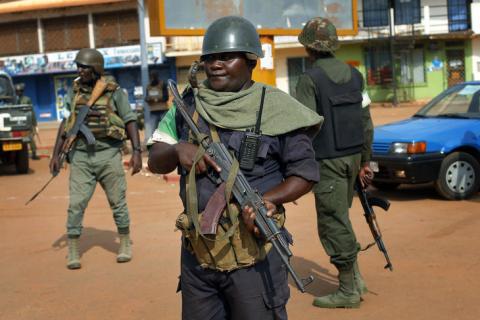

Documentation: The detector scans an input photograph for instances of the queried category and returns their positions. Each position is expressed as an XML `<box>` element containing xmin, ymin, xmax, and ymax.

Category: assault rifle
<box><xmin>25</xmin><ymin>78</ymin><xmax>107</xmax><ymax>205</ymax></box>
<box><xmin>355</xmin><ymin>179</ymin><xmax>393</xmax><ymax>271</ymax></box>
<box><xmin>168</xmin><ymin>80</ymin><xmax>314</xmax><ymax>292</ymax></box>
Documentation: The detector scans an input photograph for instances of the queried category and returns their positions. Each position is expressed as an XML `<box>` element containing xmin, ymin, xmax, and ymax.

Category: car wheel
<box><xmin>435</xmin><ymin>152</ymin><xmax>480</xmax><ymax>200</ymax></box>
<box><xmin>372</xmin><ymin>181</ymin><xmax>400</xmax><ymax>191</ymax></box>
<box><xmin>15</xmin><ymin>143</ymin><xmax>29</xmax><ymax>174</ymax></box>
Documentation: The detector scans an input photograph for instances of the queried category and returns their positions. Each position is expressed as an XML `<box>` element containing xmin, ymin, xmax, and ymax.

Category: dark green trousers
<box><xmin>67</xmin><ymin>148</ymin><xmax>130</xmax><ymax>237</ymax></box>
<box><xmin>313</xmin><ymin>153</ymin><xmax>362</xmax><ymax>270</ymax></box>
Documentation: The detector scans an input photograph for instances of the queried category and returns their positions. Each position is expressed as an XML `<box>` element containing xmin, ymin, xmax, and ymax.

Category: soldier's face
<box><xmin>77</xmin><ymin>63</ymin><xmax>95</xmax><ymax>83</ymax></box>
<box><xmin>203</xmin><ymin>52</ymin><xmax>254</xmax><ymax>92</ymax></box>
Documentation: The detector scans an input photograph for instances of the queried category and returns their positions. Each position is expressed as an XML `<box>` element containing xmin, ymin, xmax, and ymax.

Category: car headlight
<box><xmin>391</xmin><ymin>142</ymin><xmax>427</xmax><ymax>154</ymax></box>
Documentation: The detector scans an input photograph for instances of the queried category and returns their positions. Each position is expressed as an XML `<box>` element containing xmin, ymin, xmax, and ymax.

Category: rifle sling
<box><xmin>187</xmin><ymin>127</ymin><xmax>239</xmax><ymax>242</ymax></box>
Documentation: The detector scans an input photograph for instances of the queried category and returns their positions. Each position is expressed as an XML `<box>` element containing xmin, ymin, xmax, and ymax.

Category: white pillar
<box><xmin>423</xmin><ymin>5</ymin><xmax>430</xmax><ymax>35</ymax></box>
<box><xmin>472</xmin><ymin>38</ymin><xmax>480</xmax><ymax>80</ymax></box>
<box><xmin>88</xmin><ymin>13</ymin><xmax>95</xmax><ymax>48</ymax></box>
<box><xmin>37</xmin><ymin>18</ymin><xmax>44</xmax><ymax>53</ymax></box>
<box><xmin>472</xmin><ymin>3</ymin><xmax>480</xmax><ymax>34</ymax></box>
<box><xmin>390</xmin><ymin>8</ymin><xmax>395</xmax><ymax>35</ymax></box>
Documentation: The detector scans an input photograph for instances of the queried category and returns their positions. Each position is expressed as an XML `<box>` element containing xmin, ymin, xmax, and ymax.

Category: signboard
<box><xmin>149</xmin><ymin>0</ymin><xmax>358</xmax><ymax>36</ymax></box>
<box><xmin>0</xmin><ymin>43</ymin><xmax>163</xmax><ymax>76</ymax></box>
<box><xmin>53</xmin><ymin>75</ymin><xmax>76</xmax><ymax>121</ymax></box>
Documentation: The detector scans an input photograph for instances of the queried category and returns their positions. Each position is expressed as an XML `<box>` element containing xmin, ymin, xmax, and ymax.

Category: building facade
<box><xmin>0</xmin><ymin>0</ymin><xmax>175</xmax><ymax>122</ymax></box>
<box><xmin>1</xmin><ymin>0</ymin><xmax>479</xmax><ymax>124</ymax></box>
<box><xmin>166</xmin><ymin>0</ymin><xmax>480</xmax><ymax>103</ymax></box>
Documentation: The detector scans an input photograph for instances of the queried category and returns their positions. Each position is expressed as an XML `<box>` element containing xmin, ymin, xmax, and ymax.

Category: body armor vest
<box><xmin>66</xmin><ymin>80</ymin><xmax>126</xmax><ymax>141</ymax></box>
<box><xmin>306</xmin><ymin>66</ymin><xmax>364</xmax><ymax>159</ymax></box>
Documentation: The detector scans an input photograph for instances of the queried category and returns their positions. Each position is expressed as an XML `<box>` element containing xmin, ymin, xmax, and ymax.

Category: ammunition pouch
<box><xmin>104</xmin><ymin>112</ymin><xmax>126</xmax><ymax>141</ymax></box>
<box><xmin>175</xmin><ymin>205</ymin><xmax>285</xmax><ymax>272</ymax></box>
<box><xmin>66</xmin><ymin>81</ymin><xmax>127</xmax><ymax>142</ymax></box>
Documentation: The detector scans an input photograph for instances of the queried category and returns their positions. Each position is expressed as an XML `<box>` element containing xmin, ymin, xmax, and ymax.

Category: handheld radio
<box><xmin>239</xmin><ymin>86</ymin><xmax>266</xmax><ymax>171</ymax></box>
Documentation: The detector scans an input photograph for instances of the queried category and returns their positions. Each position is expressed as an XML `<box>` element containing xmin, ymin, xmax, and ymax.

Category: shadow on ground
<box><xmin>289</xmin><ymin>255</ymin><xmax>337</xmax><ymax>297</ymax></box>
<box><xmin>369</xmin><ymin>183</ymin><xmax>444</xmax><ymax>202</ymax></box>
<box><xmin>369</xmin><ymin>183</ymin><xmax>480</xmax><ymax>202</ymax></box>
<box><xmin>51</xmin><ymin>227</ymin><xmax>126</xmax><ymax>256</ymax></box>
<box><xmin>0</xmin><ymin>164</ymin><xmax>35</xmax><ymax>175</ymax></box>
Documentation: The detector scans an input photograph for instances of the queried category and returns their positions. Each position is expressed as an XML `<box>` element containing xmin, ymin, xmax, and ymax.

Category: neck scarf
<box><xmin>194</xmin><ymin>82</ymin><xmax>322</xmax><ymax>136</ymax></box>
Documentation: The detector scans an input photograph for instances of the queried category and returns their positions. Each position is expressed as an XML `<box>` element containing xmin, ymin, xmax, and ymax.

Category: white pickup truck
<box><xmin>0</xmin><ymin>72</ymin><xmax>34</xmax><ymax>174</ymax></box>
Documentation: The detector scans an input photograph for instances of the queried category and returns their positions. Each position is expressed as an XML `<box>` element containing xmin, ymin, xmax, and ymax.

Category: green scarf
<box><xmin>194</xmin><ymin>82</ymin><xmax>323</xmax><ymax>136</ymax></box>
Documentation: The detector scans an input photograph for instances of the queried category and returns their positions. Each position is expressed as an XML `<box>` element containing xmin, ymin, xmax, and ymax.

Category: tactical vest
<box><xmin>306</xmin><ymin>66</ymin><xmax>364</xmax><ymax>159</ymax></box>
<box><xmin>174</xmin><ymin>89</ymin><xmax>286</xmax><ymax>272</ymax></box>
<box><xmin>65</xmin><ymin>80</ymin><xmax>126</xmax><ymax>141</ymax></box>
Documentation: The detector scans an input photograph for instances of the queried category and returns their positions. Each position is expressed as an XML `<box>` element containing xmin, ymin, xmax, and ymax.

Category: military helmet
<box><xmin>298</xmin><ymin>17</ymin><xmax>340</xmax><ymax>52</ymax></box>
<box><xmin>14</xmin><ymin>83</ymin><xmax>25</xmax><ymax>91</ymax></box>
<box><xmin>74</xmin><ymin>48</ymin><xmax>104</xmax><ymax>75</ymax></box>
<box><xmin>201</xmin><ymin>16</ymin><xmax>264</xmax><ymax>60</ymax></box>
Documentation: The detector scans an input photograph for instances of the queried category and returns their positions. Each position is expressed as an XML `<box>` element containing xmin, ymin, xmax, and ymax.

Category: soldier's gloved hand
<box><xmin>129</xmin><ymin>151</ymin><xmax>142</xmax><ymax>175</ymax></box>
<box><xmin>241</xmin><ymin>200</ymin><xmax>276</xmax><ymax>238</ymax></box>
<box><xmin>49</xmin><ymin>156</ymin><xmax>60</xmax><ymax>175</ymax></box>
<box><xmin>174</xmin><ymin>141</ymin><xmax>221</xmax><ymax>174</ymax></box>
<box><xmin>358</xmin><ymin>162</ymin><xmax>374</xmax><ymax>188</ymax></box>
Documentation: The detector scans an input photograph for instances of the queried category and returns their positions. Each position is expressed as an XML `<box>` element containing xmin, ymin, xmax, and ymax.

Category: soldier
<box><xmin>148</xmin><ymin>16</ymin><xmax>322</xmax><ymax>320</ymax></box>
<box><xmin>144</xmin><ymin>70</ymin><xmax>170</xmax><ymax>142</ymax></box>
<box><xmin>15</xmin><ymin>83</ymin><xmax>39</xmax><ymax>160</ymax></box>
<box><xmin>49</xmin><ymin>48</ymin><xmax>142</xmax><ymax>270</ymax></box>
<box><xmin>295</xmin><ymin>17</ymin><xmax>374</xmax><ymax>308</ymax></box>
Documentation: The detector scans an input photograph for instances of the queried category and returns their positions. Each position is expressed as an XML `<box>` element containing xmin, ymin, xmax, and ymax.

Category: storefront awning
<box><xmin>0</xmin><ymin>0</ymin><xmax>130</xmax><ymax>14</ymax></box>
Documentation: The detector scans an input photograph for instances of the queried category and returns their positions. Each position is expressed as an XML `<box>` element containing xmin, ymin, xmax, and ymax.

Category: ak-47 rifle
<box><xmin>25</xmin><ymin>78</ymin><xmax>108</xmax><ymax>205</ymax></box>
<box><xmin>355</xmin><ymin>178</ymin><xmax>393</xmax><ymax>271</ymax></box>
<box><xmin>167</xmin><ymin>79</ymin><xmax>314</xmax><ymax>292</ymax></box>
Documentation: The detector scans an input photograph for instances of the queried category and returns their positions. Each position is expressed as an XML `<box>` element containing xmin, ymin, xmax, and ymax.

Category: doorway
<box><xmin>446</xmin><ymin>49</ymin><xmax>465</xmax><ymax>87</ymax></box>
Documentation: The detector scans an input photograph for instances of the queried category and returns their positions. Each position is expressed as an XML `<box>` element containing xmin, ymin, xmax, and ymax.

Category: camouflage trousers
<box><xmin>313</xmin><ymin>153</ymin><xmax>362</xmax><ymax>270</ymax></box>
<box><xmin>66</xmin><ymin>147</ymin><xmax>129</xmax><ymax>236</ymax></box>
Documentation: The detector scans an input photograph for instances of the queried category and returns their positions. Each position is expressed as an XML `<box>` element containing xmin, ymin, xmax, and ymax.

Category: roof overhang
<box><xmin>0</xmin><ymin>0</ymin><xmax>131</xmax><ymax>14</ymax></box>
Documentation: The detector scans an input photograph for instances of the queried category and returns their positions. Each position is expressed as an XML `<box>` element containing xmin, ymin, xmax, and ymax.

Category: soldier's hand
<box><xmin>241</xmin><ymin>200</ymin><xmax>276</xmax><ymax>238</ymax></box>
<box><xmin>175</xmin><ymin>141</ymin><xmax>221</xmax><ymax>174</ymax></box>
<box><xmin>358</xmin><ymin>163</ymin><xmax>374</xmax><ymax>188</ymax></box>
<box><xmin>129</xmin><ymin>152</ymin><xmax>142</xmax><ymax>175</ymax></box>
<box><xmin>49</xmin><ymin>156</ymin><xmax>60</xmax><ymax>175</ymax></box>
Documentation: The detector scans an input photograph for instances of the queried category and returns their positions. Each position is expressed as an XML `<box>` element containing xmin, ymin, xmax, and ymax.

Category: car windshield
<box><xmin>415</xmin><ymin>84</ymin><xmax>480</xmax><ymax>119</ymax></box>
<box><xmin>0</xmin><ymin>76</ymin><xmax>15</xmax><ymax>103</ymax></box>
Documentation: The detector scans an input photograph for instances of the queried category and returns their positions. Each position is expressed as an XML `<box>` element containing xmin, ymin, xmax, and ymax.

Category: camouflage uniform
<box><xmin>64</xmin><ymin>79</ymin><xmax>136</xmax><ymax>238</ymax></box>
<box><xmin>51</xmin><ymin>48</ymin><xmax>141</xmax><ymax>270</ymax></box>
<box><xmin>296</xmin><ymin>17</ymin><xmax>374</xmax><ymax>308</ymax></box>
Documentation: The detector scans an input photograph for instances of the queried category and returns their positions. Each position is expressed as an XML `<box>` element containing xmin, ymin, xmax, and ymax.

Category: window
<box><xmin>362</xmin><ymin>0</ymin><xmax>421</xmax><ymax>27</ymax></box>
<box><xmin>94</xmin><ymin>10</ymin><xmax>139</xmax><ymax>48</ymax></box>
<box><xmin>399</xmin><ymin>48</ymin><xmax>425</xmax><ymax>84</ymax></box>
<box><xmin>43</xmin><ymin>15</ymin><xmax>89</xmax><ymax>52</ymax></box>
<box><xmin>362</xmin><ymin>0</ymin><xmax>389</xmax><ymax>27</ymax></box>
<box><xmin>0</xmin><ymin>20</ymin><xmax>38</xmax><ymax>56</ymax></box>
<box><xmin>364</xmin><ymin>46</ymin><xmax>392</xmax><ymax>85</ymax></box>
<box><xmin>287</xmin><ymin>57</ymin><xmax>312</xmax><ymax>97</ymax></box>
<box><xmin>394</xmin><ymin>0</ymin><xmax>421</xmax><ymax>25</ymax></box>
<box><xmin>448</xmin><ymin>0</ymin><xmax>472</xmax><ymax>31</ymax></box>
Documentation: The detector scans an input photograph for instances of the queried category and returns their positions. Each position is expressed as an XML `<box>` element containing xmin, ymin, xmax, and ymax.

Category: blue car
<box><xmin>372</xmin><ymin>82</ymin><xmax>480</xmax><ymax>200</ymax></box>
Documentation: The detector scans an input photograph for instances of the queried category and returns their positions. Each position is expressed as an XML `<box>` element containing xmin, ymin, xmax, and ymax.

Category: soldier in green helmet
<box><xmin>148</xmin><ymin>15</ymin><xmax>322</xmax><ymax>319</ymax></box>
<box><xmin>49</xmin><ymin>48</ymin><xmax>142</xmax><ymax>270</ymax></box>
<box><xmin>15</xmin><ymin>83</ymin><xmax>40</xmax><ymax>160</ymax></box>
<box><xmin>295</xmin><ymin>17</ymin><xmax>375</xmax><ymax>308</ymax></box>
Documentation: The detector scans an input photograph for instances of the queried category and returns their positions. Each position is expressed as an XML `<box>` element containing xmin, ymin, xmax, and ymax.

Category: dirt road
<box><xmin>1</xmin><ymin>104</ymin><xmax>479</xmax><ymax>320</ymax></box>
